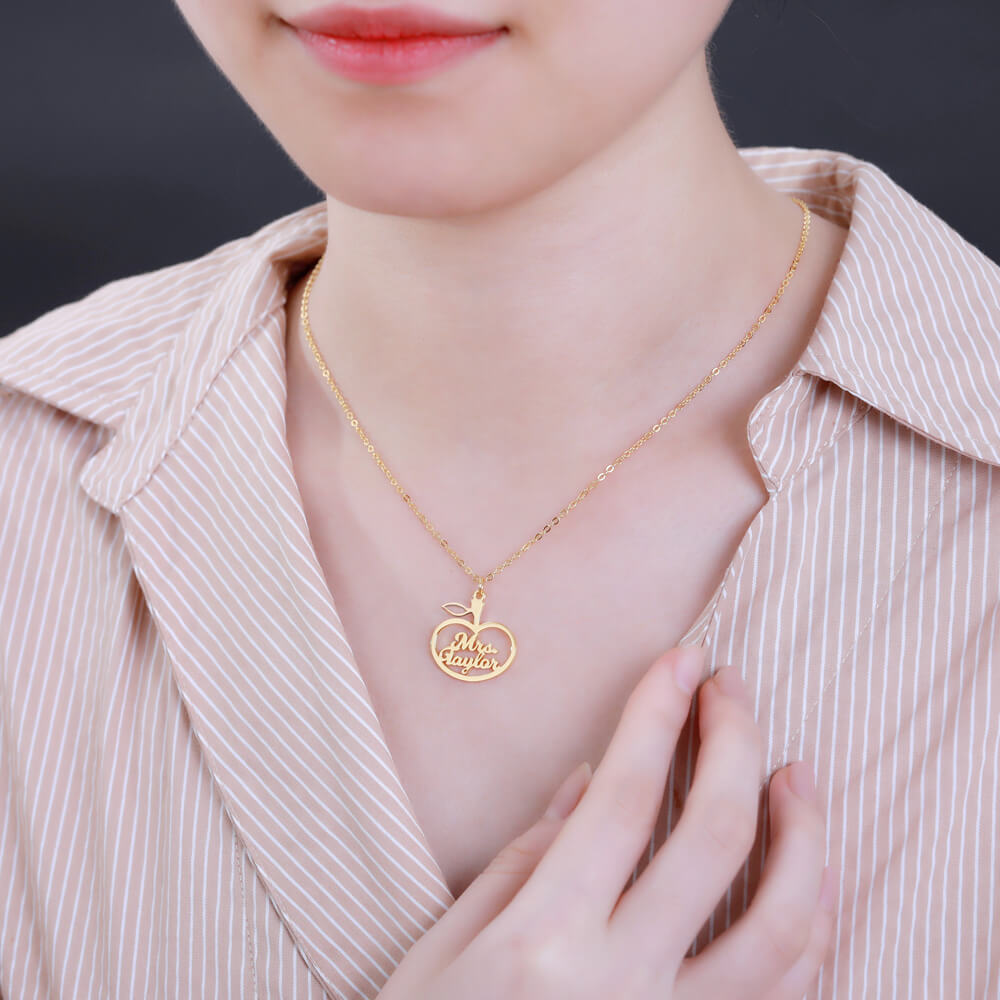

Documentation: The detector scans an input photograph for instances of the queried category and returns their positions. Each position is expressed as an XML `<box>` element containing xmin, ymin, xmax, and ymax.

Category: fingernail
<box><xmin>543</xmin><ymin>761</ymin><xmax>592</xmax><ymax>820</ymax></box>
<box><xmin>788</xmin><ymin>760</ymin><xmax>817</xmax><ymax>802</ymax></box>
<box><xmin>712</xmin><ymin>664</ymin><xmax>751</xmax><ymax>707</ymax></box>
<box><xmin>672</xmin><ymin>645</ymin><xmax>704</xmax><ymax>695</ymax></box>
<box><xmin>818</xmin><ymin>863</ymin><xmax>839</xmax><ymax>912</ymax></box>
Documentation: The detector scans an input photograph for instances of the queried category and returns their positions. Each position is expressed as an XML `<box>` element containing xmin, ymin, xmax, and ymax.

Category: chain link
<box><xmin>300</xmin><ymin>197</ymin><xmax>811</xmax><ymax>598</ymax></box>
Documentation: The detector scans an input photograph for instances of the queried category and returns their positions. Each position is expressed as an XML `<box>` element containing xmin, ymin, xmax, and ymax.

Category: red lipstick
<box><xmin>287</xmin><ymin>3</ymin><xmax>508</xmax><ymax>85</ymax></box>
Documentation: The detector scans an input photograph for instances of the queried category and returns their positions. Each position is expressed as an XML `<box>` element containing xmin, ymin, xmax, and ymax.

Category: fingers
<box><xmin>402</xmin><ymin>760</ymin><xmax>593</xmax><ymax>975</ymax></box>
<box><xmin>767</xmin><ymin>863</ymin><xmax>838</xmax><ymax>1000</ymax></box>
<box><xmin>517</xmin><ymin>646</ymin><xmax>704</xmax><ymax>918</ymax></box>
<box><xmin>608</xmin><ymin>664</ymin><xmax>764</xmax><ymax>962</ymax></box>
<box><xmin>671</xmin><ymin>761</ymin><xmax>834</xmax><ymax>999</ymax></box>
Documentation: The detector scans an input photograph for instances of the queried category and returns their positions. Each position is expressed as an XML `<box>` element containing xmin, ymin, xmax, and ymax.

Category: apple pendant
<box><xmin>429</xmin><ymin>587</ymin><xmax>517</xmax><ymax>682</ymax></box>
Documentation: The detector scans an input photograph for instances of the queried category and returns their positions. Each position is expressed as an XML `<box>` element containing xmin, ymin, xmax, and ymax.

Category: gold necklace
<box><xmin>300</xmin><ymin>197</ymin><xmax>811</xmax><ymax>683</ymax></box>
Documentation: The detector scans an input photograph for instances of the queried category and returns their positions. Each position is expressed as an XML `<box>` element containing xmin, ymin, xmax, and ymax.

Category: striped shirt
<box><xmin>1</xmin><ymin>144</ymin><xmax>998</xmax><ymax>999</ymax></box>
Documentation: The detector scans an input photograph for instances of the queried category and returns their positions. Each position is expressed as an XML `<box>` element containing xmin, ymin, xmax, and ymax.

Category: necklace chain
<box><xmin>300</xmin><ymin>197</ymin><xmax>811</xmax><ymax>600</ymax></box>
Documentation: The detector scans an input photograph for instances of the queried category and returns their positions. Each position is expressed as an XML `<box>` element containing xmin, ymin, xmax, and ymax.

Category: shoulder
<box><xmin>0</xmin><ymin>198</ymin><xmax>327</xmax><ymax>538</ymax></box>
<box><xmin>0</xmin><ymin>224</ymin><xmax>265</xmax><ymax>431</ymax></box>
<box><xmin>748</xmin><ymin>145</ymin><xmax>1000</xmax><ymax>469</ymax></box>
<box><xmin>0</xmin><ymin>239</ymin><xmax>239</xmax><ymax>563</ymax></box>
<box><xmin>0</xmin><ymin>199</ymin><xmax>327</xmax><ymax>428</ymax></box>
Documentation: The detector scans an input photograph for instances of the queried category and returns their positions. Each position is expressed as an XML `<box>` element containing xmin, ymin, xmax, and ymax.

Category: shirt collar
<box><xmin>746</xmin><ymin>146</ymin><xmax>1000</xmax><ymax>469</ymax></box>
<box><xmin>2</xmin><ymin>144</ymin><xmax>999</xmax><ymax>516</ymax></box>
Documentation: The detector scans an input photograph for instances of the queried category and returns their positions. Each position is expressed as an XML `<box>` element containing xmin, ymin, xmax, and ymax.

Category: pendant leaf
<box><xmin>441</xmin><ymin>602</ymin><xmax>471</xmax><ymax>616</ymax></box>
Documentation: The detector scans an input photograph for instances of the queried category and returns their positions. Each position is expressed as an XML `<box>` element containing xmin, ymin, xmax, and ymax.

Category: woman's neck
<box><xmin>285</xmin><ymin>56</ymin><xmax>844</xmax><ymax>495</ymax></box>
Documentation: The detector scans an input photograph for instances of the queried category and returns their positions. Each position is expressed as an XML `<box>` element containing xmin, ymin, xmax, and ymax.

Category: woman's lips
<box><xmin>290</xmin><ymin>2</ymin><xmax>503</xmax><ymax>38</ymax></box>
<box><xmin>287</xmin><ymin>3</ymin><xmax>508</xmax><ymax>84</ymax></box>
<box><xmin>294</xmin><ymin>28</ymin><xmax>507</xmax><ymax>84</ymax></box>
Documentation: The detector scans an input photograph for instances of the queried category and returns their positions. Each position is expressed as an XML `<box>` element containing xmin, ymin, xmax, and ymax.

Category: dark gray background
<box><xmin>2</xmin><ymin>0</ymin><xmax>998</xmax><ymax>336</ymax></box>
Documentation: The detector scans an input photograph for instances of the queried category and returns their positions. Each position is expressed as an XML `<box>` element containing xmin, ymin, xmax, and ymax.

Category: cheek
<box><xmin>173</xmin><ymin>0</ymin><xmax>271</xmax><ymax>85</ymax></box>
<box><xmin>529</xmin><ymin>0</ymin><xmax>727</xmax><ymax>111</ymax></box>
<box><xmin>443</xmin><ymin>0</ymin><xmax>728</xmax><ymax>190</ymax></box>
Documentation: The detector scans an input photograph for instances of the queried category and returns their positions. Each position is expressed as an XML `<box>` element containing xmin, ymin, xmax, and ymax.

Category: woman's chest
<box><xmin>292</xmin><ymin>436</ymin><xmax>774</xmax><ymax>899</ymax></box>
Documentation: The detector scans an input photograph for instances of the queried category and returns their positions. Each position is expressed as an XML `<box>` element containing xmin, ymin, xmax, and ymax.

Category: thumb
<box><xmin>410</xmin><ymin>761</ymin><xmax>592</xmax><ymax>965</ymax></box>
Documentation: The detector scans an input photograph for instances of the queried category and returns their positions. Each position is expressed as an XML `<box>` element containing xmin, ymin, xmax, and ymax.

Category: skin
<box><xmin>171</xmin><ymin>0</ymin><xmax>847</xmax><ymax>479</ymax></box>
<box><xmin>170</xmin><ymin>1</ymin><xmax>842</xmax><ymax>993</ymax></box>
<box><xmin>377</xmin><ymin>651</ymin><xmax>837</xmax><ymax>998</ymax></box>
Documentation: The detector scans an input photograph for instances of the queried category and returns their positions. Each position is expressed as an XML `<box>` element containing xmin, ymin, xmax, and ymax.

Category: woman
<box><xmin>1</xmin><ymin>1</ymin><xmax>997</xmax><ymax>997</ymax></box>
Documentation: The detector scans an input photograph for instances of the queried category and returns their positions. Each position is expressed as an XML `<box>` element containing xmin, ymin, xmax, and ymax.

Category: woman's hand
<box><xmin>377</xmin><ymin>646</ymin><xmax>838</xmax><ymax>1000</ymax></box>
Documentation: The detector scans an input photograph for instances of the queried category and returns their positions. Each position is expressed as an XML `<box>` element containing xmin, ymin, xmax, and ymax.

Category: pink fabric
<box><xmin>2</xmin><ymin>146</ymin><xmax>998</xmax><ymax>998</ymax></box>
